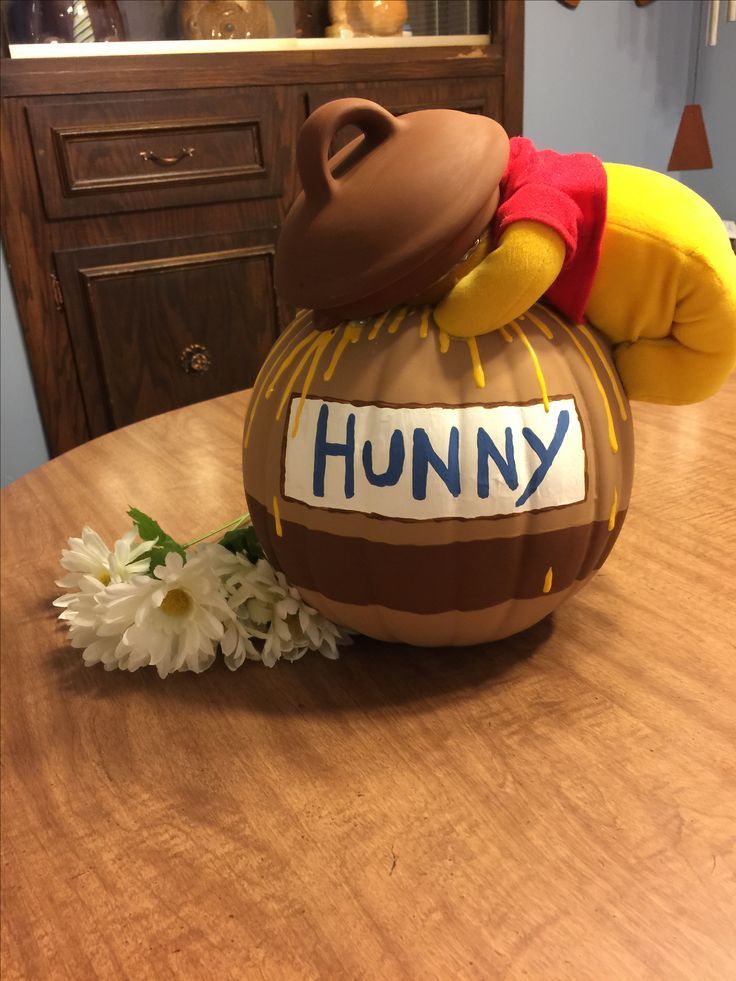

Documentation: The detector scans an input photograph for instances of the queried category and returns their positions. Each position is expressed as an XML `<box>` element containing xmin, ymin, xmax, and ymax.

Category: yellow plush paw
<box><xmin>615</xmin><ymin>336</ymin><xmax>736</xmax><ymax>405</ymax></box>
<box><xmin>588</xmin><ymin>162</ymin><xmax>736</xmax><ymax>403</ymax></box>
<box><xmin>433</xmin><ymin>221</ymin><xmax>566</xmax><ymax>338</ymax></box>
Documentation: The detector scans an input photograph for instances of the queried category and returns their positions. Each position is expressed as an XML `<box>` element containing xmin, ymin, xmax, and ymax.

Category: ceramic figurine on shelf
<box><xmin>242</xmin><ymin>98</ymin><xmax>735</xmax><ymax>648</ymax></box>
<box><xmin>326</xmin><ymin>0</ymin><xmax>407</xmax><ymax>38</ymax></box>
<box><xmin>8</xmin><ymin>0</ymin><xmax>125</xmax><ymax>44</ymax></box>
<box><xmin>178</xmin><ymin>0</ymin><xmax>275</xmax><ymax>40</ymax></box>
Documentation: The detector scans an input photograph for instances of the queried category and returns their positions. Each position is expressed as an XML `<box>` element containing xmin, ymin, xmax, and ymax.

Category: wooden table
<box><xmin>2</xmin><ymin>381</ymin><xmax>735</xmax><ymax>980</ymax></box>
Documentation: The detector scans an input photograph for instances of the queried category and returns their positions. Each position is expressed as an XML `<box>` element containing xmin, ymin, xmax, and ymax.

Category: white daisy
<box><xmin>238</xmin><ymin>560</ymin><xmax>298</xmax><ymax>666</ymax></box>
<box><xmin>202</xmin><ymin>546</ymin><xmax>350</xmax><ymax>668</ymax></box>
<box><xmin>220</xmin><ymin>556</ymin><xmax>301</xmax><ymax>666</ymax></box>
<box><xmin>109</xmin><ymin>551</ymin><xmax>233</xmax><ymax>679</ymax></box>
<box><xmin>55</xmin><ymin>523</ymin><xmax>352</xmax><ymax>676</ymax></box>
<box><xmin>195</xmin><ymin>544</ymin><xmax>263</xmax><ymax>669</ymax></box>
<box><xmin>57</xmin><ymin>526</ymin><xmax>152</xmax><ymax>590</ymax></box>
<box><xmin>285</xmin><ymin>601</ymin><xmax>348</xmax><ymax>662</ymax></box>
<box><xmin>262</xmin><ymin>563</ymin><xmax>350</xmax><ymax>663</ymax></box>
<box><xmin>54</xmin><ymin>574</ymin><xmax>134</xmax><ymax>671</ymax></box>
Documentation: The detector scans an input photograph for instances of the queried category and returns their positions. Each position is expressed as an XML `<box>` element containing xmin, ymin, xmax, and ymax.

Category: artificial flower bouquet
<box><xmin>55</xmin><ymin>509</ymin><xmax>350</xmax><ymax>678</ymax></box>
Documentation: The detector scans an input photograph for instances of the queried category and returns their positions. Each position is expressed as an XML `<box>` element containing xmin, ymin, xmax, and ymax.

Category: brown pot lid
<box><xmin>275</xmin><ymin>98</ymin><xmax>510</xmax><ymax>320</ymax></box>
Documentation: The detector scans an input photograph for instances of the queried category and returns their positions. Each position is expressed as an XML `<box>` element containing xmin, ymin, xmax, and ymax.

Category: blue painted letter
<box><xmin>412</xmin><ymin>427</ymin><xmax>461</xmax><ymax>501</ymax></box>
<box><xmin>362</xmin><ymin>430</ymin><xmax>405</xmax><ymax>487</ymax></box>
<box><xmin>515</xmin><ymin>409</ymin><xmax>570</xmax><ymax>507</ymax></box>
<box><xmin>313</xmin><ymin>403</ymin><xmax>355</xmax><ymax>499</ymax></box>
<box><xmin>477</xmin><ymin>427</ymin><xmax>518</xmax><ymax>498</ymax></box>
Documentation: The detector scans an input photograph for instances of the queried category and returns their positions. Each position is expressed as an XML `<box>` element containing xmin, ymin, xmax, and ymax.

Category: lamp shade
<box><xmin>668</xmin><ymin>104</ymin><xmax>713</xmax><ymax>171</ymax></box>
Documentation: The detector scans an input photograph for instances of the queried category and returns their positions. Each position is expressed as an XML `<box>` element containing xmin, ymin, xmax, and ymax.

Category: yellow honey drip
<box><xmin>438</xmin><ymin>330</ymin><xmax>451</xmax><ymax>353</ymax></box>
<box><xmin>576</xmin><ymin>322</ymin><xmax>628</xmax><ymax>421</ymax></box>
<box><xmin>466</xmin><ymin>336</ymin><xmax>486</xmax><ymax>389</ymax></box>
<box><xmin>368</xmin><ymin>309</ymin><xmax>391</xmax><ymax>340</ymax></box>
<box><xmin>608</xmin><ymin>487</ymin><xmax>619</xmax><ymax>531</ymax></box>
<box><xmin>273</xmin><ymin>496</ymin><xmax>283</xmax><ymax>537</ymax></box>
<box><xmin>499</xmin><ymin>325</ymin><xmax>513</xmax><ymax>343</ymax></box>
<box><xmin>245</xmin><ymin>313</ymin><xmax>306</xmax><ymax>417</ymax></box>
<box><xmin>541</xmin><ymin>304</ymin><xmax>619</xmax><ymax>454</ymax></box>
<box><xmin>511</xmin><ymin>320</ymin><xmax>550</xmax><ymax>412</ymax></box>
<box><xmin>290</xmin><ymin>332</ymin><xmax>334</xmax><ymax>437</ymax></box>
<box><xmin>387</xmin><ymin>307</ymin><xmax>408</xmax><ymax>334</ymax></box>
<box><xmin>323</xmin><ymin>323</ymin><xmax>362</xmax><ymax>381</ymax></box>
<box><xmin>543</xmin><ymin>567</ymin><xmax>554</xmax><ymax>594</ymax></box>
<box><xmin>243</xmin><ymin>314</ymin><xmax>311</xmax><ymax>448</ymax></box>
<box><xmin>276</xmin><ymin>334</ymin><xmax>326</xmax><ymax>421</ymax></box>
<box><xmin>265</xmin><ymin>329</ymin><xmax>320</xmax><ymax>399</ymax></box>
<box><xmin>419</xmin><ymin>307</ymin><xmax>431</xmax><ymax>338</ymax></box>
<box><xmin>524</xmin><ymin>309</ymin><xmax>554</xmax><ymax>340</ymax></box>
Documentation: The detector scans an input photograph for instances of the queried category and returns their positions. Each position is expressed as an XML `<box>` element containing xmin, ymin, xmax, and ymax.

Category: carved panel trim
<box><xmin>52</xmin><ymin>118</ymin><xmax>267</xmax><ymax>195</ymax></box>
<box><xmin>78</xmin><ymin>246</ymin><xmax>275</xmax><ymax>283</ymax></box>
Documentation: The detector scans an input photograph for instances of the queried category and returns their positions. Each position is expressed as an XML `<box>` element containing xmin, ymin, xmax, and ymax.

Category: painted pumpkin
<box><xmin>242</xmin><ymin>302</ymin><xmax>634</xmax><ymax>646</ymax></box>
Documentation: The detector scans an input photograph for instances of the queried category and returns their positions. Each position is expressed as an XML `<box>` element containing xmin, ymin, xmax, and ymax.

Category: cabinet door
<box><xmin>54</xmin><ymin>228</ymin><xmax>283</xmax><ymax>436</ymax></box>
<box><xmin>306</xmin><ymin>78</ymin><xmax>504</xmax><ymax>154</ymax></box>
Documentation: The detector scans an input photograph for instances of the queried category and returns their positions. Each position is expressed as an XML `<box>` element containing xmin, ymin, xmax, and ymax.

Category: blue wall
<box><xmin>524</xmin><ymin>0</ymin><xmax>695</xmax><ymax>168</ymax></box>
<box><xmin>1</xmin><ymin>246</ymin><xmax>49</xmax><ymax>486</ymax></box>
<box><xmin>681</xmin><ymin>0</ymin><xmax>736</xmax><ymax>218</ymax></box>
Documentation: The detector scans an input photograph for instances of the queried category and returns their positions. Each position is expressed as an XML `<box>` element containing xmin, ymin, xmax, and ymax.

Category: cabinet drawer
<box><xmin>306</xmin><ymin>78</ymin><xmax>504</xmax><ymax>153</ymax></box>
<box><xmin>27</xmin><ymin>89</ymin><xmax>283</xmax><ymax>219</ymax></box>
<box><xmin>53</xmin><ymin>228</ymin><xmax>284</xmax><ymax>435</ymax></box>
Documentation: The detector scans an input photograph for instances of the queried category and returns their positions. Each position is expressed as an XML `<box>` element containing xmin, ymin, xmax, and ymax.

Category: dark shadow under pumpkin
<box><xmin>47</xmin><ymin>612</ymin><xmax>555</xmax><ymax>717</ymax></box>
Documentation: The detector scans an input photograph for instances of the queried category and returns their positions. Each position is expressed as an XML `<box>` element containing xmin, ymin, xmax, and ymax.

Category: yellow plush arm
<box><xmin>433</xmin><ymin>221</ymin><xmax>566</xmax><ymax>338</ymax></box>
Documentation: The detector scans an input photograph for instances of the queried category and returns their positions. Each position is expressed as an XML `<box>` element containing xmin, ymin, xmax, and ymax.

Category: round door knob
<box><xmin>180</xmin><ymin>343</ymin><xmax>213</xmax><ymax>374</ymax></box>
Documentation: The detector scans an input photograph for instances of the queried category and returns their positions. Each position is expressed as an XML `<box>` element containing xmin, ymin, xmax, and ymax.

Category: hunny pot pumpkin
<box><xmin>242</xmin><ymin>98</ymin><xmax>642</xmax><ymax>646</ymax></box>
<box><xmin>243</xmin><ymin>303</ymin><xmax>634</xmax><ymax>645</ymax></box>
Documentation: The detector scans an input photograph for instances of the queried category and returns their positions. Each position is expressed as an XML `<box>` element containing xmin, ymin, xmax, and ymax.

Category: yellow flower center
<box><xmin>160</xmin><ymin>588</ymin><xmax>192</xmax><ymax>617</ymax></box>
<box><xmin>98</xmin><ymin>571</ymin><xmax>111</xmax><ymax>586</ymax></box>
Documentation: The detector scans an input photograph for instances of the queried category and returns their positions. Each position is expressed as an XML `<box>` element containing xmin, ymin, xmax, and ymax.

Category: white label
<box><xmin>283</xmin><ymin>397</ymin><xmax>586</xmax><ymax>520</ymax></box>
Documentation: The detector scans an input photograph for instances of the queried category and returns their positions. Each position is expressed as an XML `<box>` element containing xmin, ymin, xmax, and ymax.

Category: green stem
<box><xmin>182</xmin><ymin>512</ymin><xmax>250</xmax><ymax>549</ymax></box>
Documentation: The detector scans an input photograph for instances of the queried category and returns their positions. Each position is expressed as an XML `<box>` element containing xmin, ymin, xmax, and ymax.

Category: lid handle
<box><xmin>297</xmin><ymin>98</ymin><xmax>400</xmax><ymax>206</ymax></box>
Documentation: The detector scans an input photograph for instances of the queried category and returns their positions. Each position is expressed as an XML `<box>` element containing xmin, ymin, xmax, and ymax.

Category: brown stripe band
<box><xmin>248</xmin><ymin>498</ymin><xmax>626</xmax><ymax>615</ymax></box>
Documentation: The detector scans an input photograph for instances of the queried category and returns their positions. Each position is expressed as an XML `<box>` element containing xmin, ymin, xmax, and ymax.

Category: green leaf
<box><xmin>219</xmin><ymin>524</ymin><xmax>264</xmax><ymax>564</ymax></box>
<box><xmin>127</xmin><ymin>506</ymin><xmax>186</xmax><ymax>574</ymax></box>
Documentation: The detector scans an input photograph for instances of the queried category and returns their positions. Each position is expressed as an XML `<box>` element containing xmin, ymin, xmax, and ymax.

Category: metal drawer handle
<box><xmin>180</xmin><ymin>343</ymin><xmax>212</xmax><ymax>374</ymax></box>
<box><xmin>139</xmin><ymin>147</ymin><xmax>195</xmax><ymax>167</ymax></box>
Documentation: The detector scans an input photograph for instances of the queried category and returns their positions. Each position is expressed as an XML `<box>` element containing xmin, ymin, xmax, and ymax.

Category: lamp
<box><xmin>667</xmin><ymin>0</ymin><xmax>724</xmax><ymax>171</ymax></box>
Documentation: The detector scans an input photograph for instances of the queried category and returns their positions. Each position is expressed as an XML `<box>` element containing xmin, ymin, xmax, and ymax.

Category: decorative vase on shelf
<box><xmin>177</xmin><ymin>0</ymin><xmax>276</xmax><ymax>40</ymax></box>
<box><xmin>8</xmin><ymin>0</ymin><xmax>125</xmax><ymax>44</ymax></box>
<box><xmin>327</xmin><ymin>0</ymin><xmax>407</xmax><ymax>38</ymax></box>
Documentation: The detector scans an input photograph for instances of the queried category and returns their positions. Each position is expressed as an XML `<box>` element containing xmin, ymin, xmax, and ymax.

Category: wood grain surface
<box><xmin>1</xmin><ymin>378</ymin><xmax>735</xmax><ymax>980</ymax></box>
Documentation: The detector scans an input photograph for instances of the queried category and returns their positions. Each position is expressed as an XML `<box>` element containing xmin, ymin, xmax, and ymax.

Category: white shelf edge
<box><xmin>8</xmin><ymin>35</ymin><xmax>491</xmax><ymax>60</ymax></box>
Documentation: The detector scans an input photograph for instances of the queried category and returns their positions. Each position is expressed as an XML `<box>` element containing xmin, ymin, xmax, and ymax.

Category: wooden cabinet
<box><xmin>0</xmin><ymin>1</ymin><xmax>523</xmax><ymax>457</ymax></box>
<box><xmin>53</xmin><ymin>228</ymin><xmax>282</xmax><ymax>434</ymax></box>
<box><xmin>307</xmin><ymin>77</ymin><xmax>504</xmax><ymax>153</ymax></box>
<box><xmin>307</xmin><ymin>77</ymin><xmax>504</xmax><ymax>117</ymax></box>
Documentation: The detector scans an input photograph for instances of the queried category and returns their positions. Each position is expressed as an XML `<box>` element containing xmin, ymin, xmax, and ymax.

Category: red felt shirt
<box><xmin>493</xmin><ymin>137</ymin><xmax>608</xmax><ymax>325</ymax></box>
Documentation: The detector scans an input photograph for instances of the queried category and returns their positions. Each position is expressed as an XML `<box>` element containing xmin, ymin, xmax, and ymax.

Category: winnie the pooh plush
<box><xmin>276</xmin><ymin>98</ymin><xmax>736</xmax><ymax>406</ymax></box>
<box><xmin>419</xmin><ymin>136</ymin><xmax>736</xmax><ymax>406</ymax></box>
